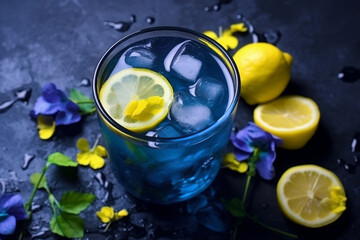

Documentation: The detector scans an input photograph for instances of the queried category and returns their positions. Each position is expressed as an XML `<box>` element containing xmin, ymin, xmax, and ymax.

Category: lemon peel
<box><xmin>233</xmin><ymin>42</ymin><xmax>293</xmax><ymax>105</ymax></box>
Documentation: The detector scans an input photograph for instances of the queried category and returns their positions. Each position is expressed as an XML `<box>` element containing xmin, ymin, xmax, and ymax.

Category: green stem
<box><xmin>245</xmin><ymin>213</ymin><xmax>298</xmax><ymax>239</ymax></box>
<box><xmin>24</xmin><ymin>163</ymin><xmax>49</xmax><ymax>215</ymax></box>
<box><xmin>104</xmin><ymin>221</ymin><xmax>112</xmax><ymax>232</ymax></box>
<box><xmin>75</xmin><ymin>100</ymin><xmax>94</xmax><ymax>104</ymax></box>
<box><xmin>91</xmin><ymin>134</ymin><xmax>102</xmax><ymax>151</ymax></box>
<box><xmin>242</xmin><ymin>174</ymin><xmax>252</xmax><ymax>205</ymax></box>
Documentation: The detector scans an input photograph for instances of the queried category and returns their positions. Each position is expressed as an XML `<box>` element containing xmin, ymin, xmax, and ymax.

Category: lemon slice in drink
<box><xmin>99</xmin><ymin>68</ymin><xmax>173</xmax><ymax>133</ymax></box>
<box><xmin>277</xmin><ymin>165</ymin><xmax>346</xmax><ymax>228</ymax></box>
<box><xmin>253</xmin><ymin>95</ymin><xmax>320</xmax><ymax>149</ymax></box>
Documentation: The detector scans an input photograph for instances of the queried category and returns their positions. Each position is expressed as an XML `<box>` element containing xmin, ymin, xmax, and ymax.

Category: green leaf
<box><xmin>60</xmin><ymin>191</ymin><xmax>96</xmax><ymax>214</ymax></box>
<box><xmin>30</xmin><ymin>172</ymin><xmax>49</xmax><ymax>191</ymax></box>
<box><xmin>47</xmin><ymin>152</ymin><xmax>78</xmax><ymax>167</ymax></box>
<box><xmin>69</xmin><ymin>88</ymin><xmax>96</xmax><ymax>115</ymax></box>
<box><xmin>50</xmin><ymin>211</ymin><xmax>84</xmax><ymax>238</ymax></box>
<box><xmin>221</xmin><ymin>198</ymin><xmax>246</xmax><ymax>218</ymax></box>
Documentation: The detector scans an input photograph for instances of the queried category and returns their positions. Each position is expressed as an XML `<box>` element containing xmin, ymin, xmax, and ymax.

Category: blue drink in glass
<box><xmin>93</xmin><ymin>27</ymin><xmax>240</xmax><ymax>204</ymax></box>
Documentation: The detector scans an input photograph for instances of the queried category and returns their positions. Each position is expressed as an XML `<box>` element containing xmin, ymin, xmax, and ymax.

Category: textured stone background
<box><xmin>0</xmin><ymin>0</ymin><xmax>359</xmax><ymax>239</ymax></box>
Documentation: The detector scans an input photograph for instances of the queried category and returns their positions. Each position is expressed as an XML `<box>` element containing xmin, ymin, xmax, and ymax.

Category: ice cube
<box><xmin>164</xmin><ymin>41</ymin><xmax>203</xmax><ymax>83</ymax></box>
<box><xmin>124</xmin><ymin>46</ymin><xmax>156</xmax><ymax>68</ymax></box>
<box><xmin>194</xmin><ymin>77</ymin><xmax>225</xmax><ymax>107</ymax></box>
<box><xmin>170</xmin><ymin>91</ymin><xmax>214</xmax><ymax>134</ymax></box>
<box><xmin>146</xmin><ymin>122</ymin><xmax>184</xmax><ymax>138</ymax></box>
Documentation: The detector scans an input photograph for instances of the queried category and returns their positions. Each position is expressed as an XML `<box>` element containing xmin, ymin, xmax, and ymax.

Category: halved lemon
<box><xmin>99</xmin><ymin>68</ymin><xmax>173</xmax><ymax>133</ymax></box>
<box><xmin>277</xmin><ymin>165</ymin><xmax>346</xmax><ymax>228</ymax></box>
<box><xmin>253</xmin><ymin>95</ymin><xmax>320</xmax><ymax>149</ymax></box>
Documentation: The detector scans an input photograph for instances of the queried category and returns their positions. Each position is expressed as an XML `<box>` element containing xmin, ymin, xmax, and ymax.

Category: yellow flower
<box><xmin>203</xmin><ymin>23</ymin><xmax>248</xmax><ymax>50</ymax></box>
<box><xmin>37</xmin><ymin>115</ymin><xmax>56</xmax><ymax>140</ymax></box>
<box><xmin>76</xmin><ymin>136</ymin><xmax>107</xmax><ymax>169</ymax></box>
<box><xmin>222</xmin><ymin>153</ymin><xmax>248</xmax><ymax>173</ymax></box>
<box><xmin>97</xmin><ymin>206</ymin><xmax>129</xmax><ymax>231</ymax></box>
<box><xmin>320</xmin><ymin>185</ymin><xmax>347</xmax><ymax>214</ymax></box>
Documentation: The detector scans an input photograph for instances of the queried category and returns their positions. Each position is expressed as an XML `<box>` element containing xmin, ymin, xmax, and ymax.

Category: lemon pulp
<box><xmin>254</xmin><ymin>95</ymin><xmax>320</xmax><ymax>149</ymax></box>
<box><xmin>276</xmin><ymin>165</ymin><xmax>346</xmax><ymax>228</ymax></box>
<box><xmin>99</xmin><ymin>68</ymin><xmax>173</xmax><ymax>133</ymax></box>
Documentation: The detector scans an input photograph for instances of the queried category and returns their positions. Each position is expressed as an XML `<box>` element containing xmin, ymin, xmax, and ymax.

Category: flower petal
<box><xmin>89</xmin><ymin>154</ymin><xmax>105</xmax><ymax>170</ymax></box>
<box><xmin>116</xmin><ymin>209</ymin><xmax>129</xmax><ymax>219</ymax></box>
<box><xmin>30</xmin><ymin>96</ymin><xmax>62</xmax><ymax>118</ymax></box>
<box><xmin>42</xmin><ymin>83</ymin><xmax>66</xmax><ymax>103</ymax></box>
<box><xmin>255</xmin><ymin>151</ymin><xmax>276</xmax><ymax>180</ymax></box>
<box><xmin>0</xmin><ymin>215</ymin><xmax>16</xmax><ymax>235</ymax></box>
<box><xmin>0</xmin><ymin>194</ymin><xmax>27</xmax><ymax>221</ymax></box>
<box><xmin>203</xmin><ymin>31</ymin><xmax>218</xmax><ymax>39</ymax></box>
<box><xmin>37</xmin><ymin>115</ymin><xmax>56</xmax><ymax>140</ymax></box>
<box><xmin>54</xmin><ymin>101</ymin><xmax>81</xmax><ymax>126</ymax></box>
<box><xmin>230</xmin><ymin>23</ymin><xmax>248</xmax><ymax>32</ymax></box>
<box><xmin>76</xmin><ymin>152</ymin><xmax>92</xmax><ymax>166</ymax></box>
<box><xmin>96</xmin><ymin>206</ymin><xmax>114</xmax><ymax>223</ymax></box>
<box><xmin>76</xmin><ymin>138</ymin><xmax>90</xmax><ymax>152</ymax></box>
<box><xmin>94</xmin><ymin>145</ymin><xmax>107</xmax><ymax>158</ymax></box>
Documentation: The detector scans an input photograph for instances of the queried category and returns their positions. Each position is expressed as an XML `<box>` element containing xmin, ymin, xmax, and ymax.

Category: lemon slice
<box><xmin>99</xmin><ymin>68</ymin><xmax>173</xmax><ymax>133</ymax></box>
<box><xmin>253</xmin><ymin>95</ymin><xmax>320</xmax><ymax>149</ymax></box>
<box><xmin>277</xmin><ymin>165</ymin><xmax>346</xmax><ymax>228</ymax></box>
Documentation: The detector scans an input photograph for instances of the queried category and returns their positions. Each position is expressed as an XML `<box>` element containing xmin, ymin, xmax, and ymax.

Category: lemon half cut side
<box><xmin>276</xmin><ymin>165</ymin><xmax>346</xmax><ymax>228</ymax></box>
<box><xmin>99</xmin><ymin>68</ymin><xmax>174</xmax><ymax>133</ymax></box>
<box><xmin>254</xmin><ymin>95</ymin><xmax>320</xmax><ymax>149</ymax></box>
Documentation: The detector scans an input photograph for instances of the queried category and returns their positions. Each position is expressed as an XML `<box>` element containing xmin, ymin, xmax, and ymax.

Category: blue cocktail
<box><xmin>93</xmin><ymin>27</ymin><xmax>240</xmax><ymax>204</ymax></box>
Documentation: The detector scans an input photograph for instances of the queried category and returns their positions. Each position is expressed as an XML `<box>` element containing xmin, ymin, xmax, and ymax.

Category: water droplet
<box><xmin>103</xmin><ymin>15</ymin><xmax>136</xmax><ymax>32</ymax></box>
<box><xmin>0</xmin><ymin>88</ymin><xmax>32</xmax><ymax>113</ymax></box>
<box><xmin>22</xmin><ymin>153</ymin><xmax>35</xmax><ymax>169</ymax></box>
<box><xmin>262</xmin><ymin>30</ymin><xmax>282</xmax><ymax>45</ymax></box>
<box><xmin>78</xmin><ymin>78</ymin><xmax>91</xmax><ymax>87</ymax></box>
<box><xmin>95</xmin><ymin>172</ymin><xmax>106</xmax><ymax>186</ymax></box>
<box><xmin>351</xmin><ymin>132</ymin><xmax>360</xmax><ymax>153</ymax></box>
<box><xmin>204</xmin><ymin>0</ymin><xmax>231</xmax><ymax>12</ymax></box>
<box><xmin>338</xmin><ymin>66</ymin><xmax>360</xmax><ymax>82</ymax></box>
<box><xmin>337</xmin><ymin>158</ymin><xmax>345</xmax><ymax>166</ymax></box>
<box><xmin>145</xmin><ymin>16</ymin><xmax>155</xmax><ymax>24</ymax></box>
<box><xmin>343</xmin><ymin>163</ymin><xmax>356</xmax><ymax>174</ymax></box>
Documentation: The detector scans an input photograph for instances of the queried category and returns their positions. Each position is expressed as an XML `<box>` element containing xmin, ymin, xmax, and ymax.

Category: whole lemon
<box><xmin>233</xmin><ymin>42</ymin><xmax>293</xmax><ymax>105</ymax></box>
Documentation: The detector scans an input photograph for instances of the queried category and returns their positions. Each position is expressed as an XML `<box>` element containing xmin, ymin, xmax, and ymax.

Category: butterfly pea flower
<box><xmin>76</xmin><ymin>136</ymin><xmax>107</xmax><ymax>169</ymax></box>
<box><xmin>230</xmin><ymin>122</ymin><xmax>282</xmax><ymax>180</ymax></box>
<box><xmin>0</xmin><ymin>194</ymin><xmax>27</xmax><ymax>236</ymax></box>
<box><xmin>30</xmin><ymin>83</ymin><xmax>81</xmax><ymax>139</ymax></box>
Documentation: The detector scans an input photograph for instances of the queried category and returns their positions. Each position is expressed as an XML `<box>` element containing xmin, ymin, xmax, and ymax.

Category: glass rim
<box><xmin>92</xmin><ymin>26</ymin><xmax>240</xmax><ymax>143</ymax></box>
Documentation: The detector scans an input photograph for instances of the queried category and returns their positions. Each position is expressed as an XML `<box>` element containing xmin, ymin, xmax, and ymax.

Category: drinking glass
<box><xmin>93</xmin><ymin>27</ymin><xmax>240</xmax><ymax>204</ymax></box>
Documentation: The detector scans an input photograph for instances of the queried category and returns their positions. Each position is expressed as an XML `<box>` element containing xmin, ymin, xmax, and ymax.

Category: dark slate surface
<box><xmin>1</xmin><ymin>0</ymin><xmax>359</xmax><ymax>239</ymax></box>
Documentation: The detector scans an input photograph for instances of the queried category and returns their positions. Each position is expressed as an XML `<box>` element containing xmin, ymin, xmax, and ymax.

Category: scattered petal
<box><xmin>76</xmin><ymin>137</ymin><xmax>106</xmax><ymax>169</ymax></box>
<box><xmin>77</xmin><ymin>138</ymin><xmax>90</xmax><ymax>152</ymax></box>
<box><xmin>96</xmin><ymin>206</ymin><xmax>114</xmax><ymax>223</ymax></box>
<box><xmin>37</xmin><ymin>115</ymin><xmax>56</xmax><ymax>140</ymax></box>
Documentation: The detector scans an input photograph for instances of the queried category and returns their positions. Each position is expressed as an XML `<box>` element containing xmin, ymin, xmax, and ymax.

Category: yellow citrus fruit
<box><xmin>277</xmin><ymin>165</ymin><xmax>347</xmax><ymax>228</ymax></box>
<box><xmin>99</xmin><ymin>68</ymin><xmax>173</xmax><ymax>133</ymax></box>
<box><xmin>253</xmin><ymin>95</ymin><xmax>320</xmax><ymax>149</ymax></box>
<box><xmin>233</xmin><ymin>42</ymin><xmax>293</xmax><ymax>105</ymax></box>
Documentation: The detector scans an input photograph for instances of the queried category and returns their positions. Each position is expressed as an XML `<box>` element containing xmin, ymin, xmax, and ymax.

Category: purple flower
<box><xmin>230</xmin><ymin>122</ymin><xmax>282</xmax><ymax>180</ymax></box>
<box><xmin>30</xmin><ymin>83</ymin><xmax>81</xmax><ymax>125</ymax></box>
<box><xmin>0</xmin><ymin>194</ymin><xmax>27</xmax><ymax>236</ymax></box>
